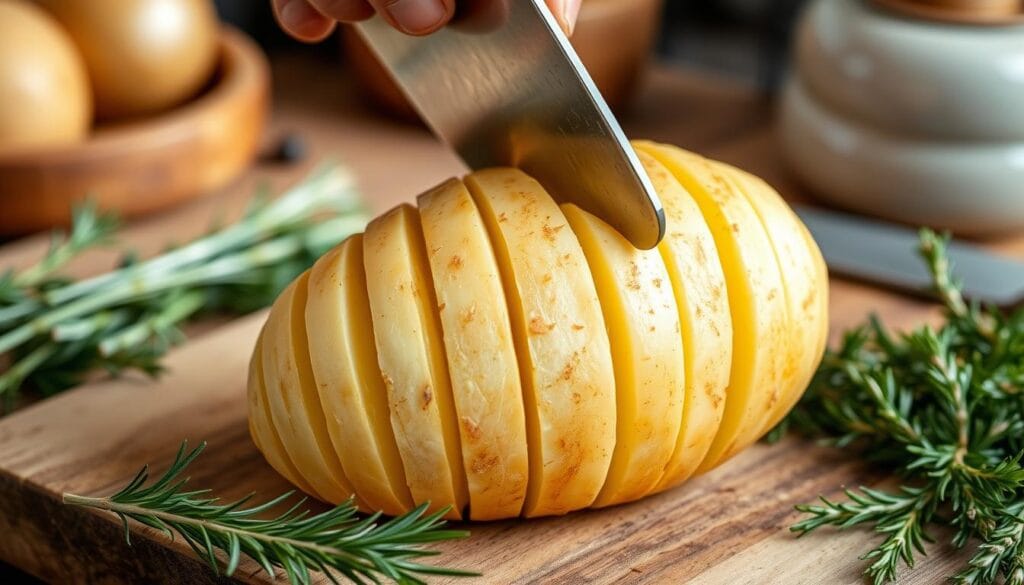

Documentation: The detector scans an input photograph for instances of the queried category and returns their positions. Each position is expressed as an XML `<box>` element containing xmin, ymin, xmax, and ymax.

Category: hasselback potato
<box><xmin>248</xmin><ymin>141</ymin><xmax>829</xmax><ymax>520</ymax></box>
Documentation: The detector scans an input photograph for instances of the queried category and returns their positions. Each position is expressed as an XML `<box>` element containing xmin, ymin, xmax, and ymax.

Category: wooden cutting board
<box><xmin>0</xmin><ymin>54</ymin><xmax>1009</xmax><ymax>584</ymax></box>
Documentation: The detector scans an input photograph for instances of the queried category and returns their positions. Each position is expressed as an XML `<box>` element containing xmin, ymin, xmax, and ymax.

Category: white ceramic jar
<box><xmin>780</xmin><ymin>0</ymin><xmax>1024</xmax><ymax>235</ymax></box>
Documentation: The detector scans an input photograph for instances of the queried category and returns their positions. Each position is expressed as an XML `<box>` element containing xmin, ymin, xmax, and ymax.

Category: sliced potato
<box><xmin>247</xmin><ymin>335</ymin><xmax>318</xmax><ymax>496</ymax></box>
<box><xmin>363</xmin><ymin>204</ymin><xmax>468</xmax><ymax>520</ymax></box>
<box><xmin>715</xmin><ymin>163</ymin><xmax>829</xmax><ymax>436</ymax></box>
<box><xmin>562</xmin><ymin>204</ymin><xmax>684</xmax><ymax>507</ymax></box>
<box><xmin>306</xmin><ymin>235</ymin><xmax>413</xmax><ymax>516</ymax></box>
<box><xmin>466</xmin><ymin>168</ymin><xmax>616</xmax><ymax>517</ymax></box>
<box><xmin>248</xmin><ymin>143</ymin><xmax>830</xmax><ymax>519</ymax></box>
<box><xmin>637</xmin><ymin>142</ymin><xmax>788</xmax><ymax>472</ymax></box>
<box><xmin>261</xmin><ymin>278</ymin><xmax>358</xmax><ymax>504</ymax></box>
<box><xmin>418</xmin><ymin>179</ymin><xmax>529</xmax><ymax>520</ymax></box>
<box><xmin>634</xmin><ymin>150</ymin><xmax>732</xmax><ymax>490</ymax></box>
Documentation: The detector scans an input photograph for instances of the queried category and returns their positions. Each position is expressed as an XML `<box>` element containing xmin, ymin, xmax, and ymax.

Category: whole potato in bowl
<box><xmin>34</xmin><ymin>0</ymin><xmax>220</xmax><ymax>120</ymax></box>
<box><xmin>0</xmin><ymin>0</ymin><xmax>91</xmax><ymax>153</ymax></box>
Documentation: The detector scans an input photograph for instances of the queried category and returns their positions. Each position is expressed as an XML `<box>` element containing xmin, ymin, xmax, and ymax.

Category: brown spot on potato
<box><xmin>461</xmin><ymin>416</ymin><xmax>482</xmax><ymax>441</ymax></box>
<box><xmin>802</xmin><ymin>289</ymin><xmax>816</xmax><ymax>311</ymax></box>
<box><xmin>541</xmin><ymin>223</ymin><xmax>566</xmax><ymax>242</ymax></box>
<box><xmin>438</xmin><ymin>302</ymin><xmax>447</xmax><ymax>312</ymax></box>
<box><xmin>461</xmin><ymin>305</ymin><xmax>477</xmax><ymax>325</ymax></box>
<box><xmin>694</xmin><ymin>245</ymin><xmax>707</xmax><ymax>266</ymax></box>
<box><xmin>572</xmin><ymin>324</ymin><xmax>585</xmax><ymax>331</ymax></box>
<box><xmin>572</xmin><ymin>392</ymin><xmax>582</xmax><ymax>404</ymax></box>
<box><xmin>449</xmin><ymin>255</ymin><xmax>463</xmax><ymax>270</ymax></box>
<box><xmin>471</xmin><ymin>452</ymin><xmax>499</xmax><ymax>474</ymax></box>
<box><xmin>706</xmin><ymin>381</ymin><xmax>723</xmax><ymax>408</ymax></box>
<box><xmin>560</xmin><ymin>351</ymin><xmax>582</xmax><ymax>381</ymax></box>
<box><xmin>498</xmin><ymin>212</ymin><xmax>508</xmax><ymax>223</ymax></box>
<box><xmin>549</xmin><ymin>437</ymin><xmax>585</xmax><ymax>501</ymax></box>
<box><xmin>627</xmin><ymin>262</ymin><xmax>642</xmax><ymax>291</ymax></box>
<box><xmin>529</xmin><ymin>316</ymin><xmax>555</xmax><ymax>335</ymax></box>
<box><xmin>421</xmin><ymin>385</ymin><xmax>433</xmax><ymax>410</ymax></box>
<box><xmin>653</xmin><ymin>278</ymin><xmax>663</xmax><ymax>288</ymax></box>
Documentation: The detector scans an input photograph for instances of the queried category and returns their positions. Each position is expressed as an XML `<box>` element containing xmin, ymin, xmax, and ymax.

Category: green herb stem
<box><xmin>63</xmin><ymin>442</ymin><xmax>475</xmax><ymax>584</ymax></box>
<box><xmin>780</xmin><ymin>229</ymin><xmax>1024</xmax><ymax>584</ymax></box>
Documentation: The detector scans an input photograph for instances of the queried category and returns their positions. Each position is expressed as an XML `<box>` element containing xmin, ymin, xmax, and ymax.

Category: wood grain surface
<box><xmin>0</xmin><ymin>53</ymin><xmax>1006</xmax><ymax>584</ymax></box>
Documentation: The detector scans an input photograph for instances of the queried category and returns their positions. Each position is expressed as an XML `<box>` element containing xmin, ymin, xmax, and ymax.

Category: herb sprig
<box><xmin>0</xmin><ymin>167</ymin><xmax>370</xmax><ymax>410</ymax></box>
<box><xmin>64</xmin><ymin>442</ymin><xmax>474</xmax><ymax>584</ymax></box>
<box><xmin>778</xmin><ymin>230</ymin><xmax>1024</xmax><ymax>584</ymax></box>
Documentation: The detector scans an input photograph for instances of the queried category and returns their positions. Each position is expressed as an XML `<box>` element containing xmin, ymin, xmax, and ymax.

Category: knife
<box><xmin>354</xmin><ymin>0</ymin><xmax>666</xmax><ymax>250</ymax></box>
<box><xmin>796</xmin><ymin>205</ymin><xmax>1024</xmax><ymax>308</ymax></box>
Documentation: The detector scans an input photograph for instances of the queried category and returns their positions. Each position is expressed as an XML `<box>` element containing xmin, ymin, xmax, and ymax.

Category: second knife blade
<box><xmin>797</xmin><ymin>205</ymin><xmax>1024</xmax><ymax>308</ymax></box>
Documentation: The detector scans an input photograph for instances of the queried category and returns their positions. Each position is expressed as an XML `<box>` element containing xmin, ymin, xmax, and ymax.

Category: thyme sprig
<box><xmin>64</xmin><ymin>442</ymin><xmax>474</xmax><ymax>585</ymax></box>
<box><xmin>0</xmin><ymin>166</ymin><xmax>370</xmax><ymax>409</ymax></box>
<box><xmin>778</xmin><ymin>230</ymin><xmax>1024</xmax><ymax>584</ymax></box>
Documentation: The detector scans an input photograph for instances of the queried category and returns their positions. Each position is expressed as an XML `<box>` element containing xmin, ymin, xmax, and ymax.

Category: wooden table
<box><xmin>0</xmin><ymin>53</ymin><xmax>1005</xmax><ymax>584</ymax></box>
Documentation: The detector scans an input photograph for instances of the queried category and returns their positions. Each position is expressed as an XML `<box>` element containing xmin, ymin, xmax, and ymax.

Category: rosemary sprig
<box><xmin>0</xmin><ymin>166</ymin><xmax>370</xmax><ymax>409</ymax></box>
<box><xmin>64</xmin><ymin>442</ymin><xmax>474</xmax><ymax>584</ymax></box>
<box><xmin>778</xmin><ymin>230</ymin><xmax>1024</xmax><ymax>584</ymax></box>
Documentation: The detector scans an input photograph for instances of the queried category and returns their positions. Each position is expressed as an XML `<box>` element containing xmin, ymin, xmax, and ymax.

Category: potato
<box><xmin>247</xmin><ymin>141</ymin><xmax>829</xmax><ymax>520</ymax></box>
<box><xmin>33</xmin><ymin>0</ymin><xmax>219</xmax><ymax>120</ymax></box>
<box><xmin>0</xmin><ymin>0</ymin><xmax>91</xmax><ymax>153</ymax></box>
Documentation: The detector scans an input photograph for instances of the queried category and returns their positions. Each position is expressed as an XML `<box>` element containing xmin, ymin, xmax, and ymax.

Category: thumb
<box><xmin>546</xmin><ymin>0</ymin><xmax>582</xmax><ymax>36</ymax></box>
<box><xmin>366</xmin><ymin>0</ymin><xmax>456</xmax><ymax>35</ymax></box>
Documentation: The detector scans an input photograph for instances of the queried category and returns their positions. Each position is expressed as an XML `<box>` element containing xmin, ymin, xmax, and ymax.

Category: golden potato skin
<box><xmin>248</xmin><ymin>142</ymin><xmax>829</xmax><ymax>519</ymax></box>
<box><xmin>0</xmin><ymin>0</ymin><xmax>91</xmax><ymax>153</ymax></box>
<box><xmin>33</xmin><ymin>0</ymin><xmax>219</xmax><ymax>119</ymax></box>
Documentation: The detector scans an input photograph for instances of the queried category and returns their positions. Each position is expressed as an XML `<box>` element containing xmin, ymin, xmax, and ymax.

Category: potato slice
<box><xmin>261</xmin><ymin>277</ymin><xmax>357</xmax><ymax>504</ymax></box>
<box><xmin>714</xmin><ymin>163</ymin><xmax>829</xmax><ymax>435</ymax></box>
<box><xmin>465</xmin><ymin>168</ymin><xmax>615</xmax><ymax>517</ymax></box>
<box><xmin>637</xmin><ymin>142</ymin><xmax>788</xmax><ymax>472</ymax></box>
<box><xmin>248</xmin><ymin>334</ymin><xmax>318</xmax><ymax>496</ymax></box>
<box><xmin>306</xmin><ymin>235</ymin><xmax>413</xmax><ymax>516</ymax></box>
<box><xmin>363</xmin><ymin>204</ymin><xmax>468</xmax><ymax>520</ymax></box>
<box><xmin>633</xmin><ymin>150</ymin><xmax>732</xmax><ymax>490</ymax></box>
<box><xmin>418</xmin><ymin>180</ymin><xmax>529</xmax><ymax>520</ymax></box>
<box><xmin>562</xmin><ymin>204</ymin><xmax>684</xmax><ymax>507</ymax></box>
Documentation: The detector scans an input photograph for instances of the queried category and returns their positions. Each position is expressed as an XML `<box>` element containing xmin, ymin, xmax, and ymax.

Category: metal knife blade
<box><xmin>796</xmin><ymin>205</ymin><xmax>1024</xmax><ymax>308</ymax></box>
<box><xmin>354</xmin><ymin>0</ymin><xmax>665</xmax><ymax>249</ymax></box>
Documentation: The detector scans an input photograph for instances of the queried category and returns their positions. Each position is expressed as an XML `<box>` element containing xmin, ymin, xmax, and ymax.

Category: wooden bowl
<box><xmin>0</xmin><ymin>28</ymin><xmax>270</xmax><ymax>235</ymax></box>
<box><xmin>343</xmin><ymin>0</ymin><xmax>664</xmax><ymax>120</ymax></box>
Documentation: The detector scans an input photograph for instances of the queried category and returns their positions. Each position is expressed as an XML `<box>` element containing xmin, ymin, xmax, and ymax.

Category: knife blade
<box><xmin>354</xmin><ymin>0</ymin><xmax>665</xmax><ymax>250</ymax></box>
<box><xmin>796</xmin><ymin>205</ymin><xmax>1024</xmax><ymax>308</ymax></box>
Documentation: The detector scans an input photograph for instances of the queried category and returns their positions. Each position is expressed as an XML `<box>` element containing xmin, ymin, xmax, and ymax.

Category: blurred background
<box><xmin>215</xmin><ymin>0</ymin><xmax>806</xmax><ymax>89</ymax></box>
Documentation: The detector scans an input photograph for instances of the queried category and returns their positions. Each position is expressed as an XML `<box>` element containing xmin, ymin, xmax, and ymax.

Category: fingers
<box><xmin>276</xmin><ymin>0</ymin><xmax>568</xmax><ymax>40</ymax></box>
<box><xmin>307</xmin><ymin>0</ymin><xmax>376</xmax><ymax>22</ymax></box>
<box><xmin>272</xmin><ymin>0</ymin><xmax>337</xmax><ymax>42</ymax></box>
<box><xmin>365</xmin><ymin>0</ymin><xmax>456</xmax><ymax>36</ymax></box>
<box><xmin>547</xmin><ymin>0</ymin><xmax>582</xmax><ymax>35</ymax></box>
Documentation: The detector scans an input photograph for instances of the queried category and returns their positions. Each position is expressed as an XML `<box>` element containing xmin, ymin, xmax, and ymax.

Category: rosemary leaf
<box><xmin>779</xmin><ymin>229</ymin><xmax>1024</xmax><ymax>584</ymax></box>
<box><xmin>0</xmin><ymin>165</ymin><xmax>370</xmax><ymax>408</ymax></box>
<box><xmin>63</xmin><ymin>442</ymin><xmax>475</xmax><ymax>585</ymax></box>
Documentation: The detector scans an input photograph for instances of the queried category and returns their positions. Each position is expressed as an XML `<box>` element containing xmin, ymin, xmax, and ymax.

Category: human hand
<box><xmin>271</xmin><ymin>0</ymin><xmax>582</xmax><ymax>41</ymax></box>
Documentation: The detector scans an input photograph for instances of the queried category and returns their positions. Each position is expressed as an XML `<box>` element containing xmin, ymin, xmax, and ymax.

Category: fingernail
<box><xmin>385</xmin><ymin>0</ymin><xmax>448</xmax><ymax>34</ymax></box>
